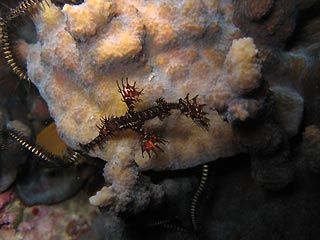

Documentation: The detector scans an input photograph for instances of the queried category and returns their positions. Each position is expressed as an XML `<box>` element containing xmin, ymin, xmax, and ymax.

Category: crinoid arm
<box><xmin>146</xmin><ymin>219</ymin><xmax>188</xmax><ymax>233</ymax></box>
<box><xmin>0</xmin><ymin>18</ymin><xmax>31</xmax><ymax>82</ymax></box>
<box><xmin>1</xmin><ymin>128</ymin><xmax>79</xmax><ymax>168</ymax></box>
<box><xmin>6</xmin><ymin>0</ymin><xmax>49</xmax><ymax>21</ymax></box>
<box><xmin>190</xmin><ymin>163</ymin><xmax>209</xmax><ymax>232</ymax></box>
<box><xmin>179</xmin><ymin>94</ymin><xmax>210</xmax><ymax>130</ymax></box>
<box><xmin>117</xmin><ymin>78</ymin><xmax>143</xmax><ymax>111</ymax></box>
<box><xmin>0</xmin><ymin>0</ymin><xmax>50</xmax><ymax>82</ymax></box>
<box><xmin>1</xmin><ymin>0</ymin><xmax>84</xmax><ymax>82</ymax></box>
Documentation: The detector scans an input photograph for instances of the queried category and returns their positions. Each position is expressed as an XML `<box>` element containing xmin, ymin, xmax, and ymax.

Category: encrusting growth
<box><xmin>80</xmin><ymin>79</ymin><xmax>209</xmax><ymax>157</ymax></box>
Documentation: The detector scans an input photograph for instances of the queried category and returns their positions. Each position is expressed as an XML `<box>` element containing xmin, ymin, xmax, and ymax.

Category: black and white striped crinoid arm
<box><xmin>1</xmin><ymin>128</ymin><xmax>79</xmax><ymax>167</ymax></box>
<box><xmin>0</xmin><ymin>17</ymin><xmax>30</xmax><ymax>81</ymax></box>
<box><xmin>0</xmin><ymin>0</ymin><xmax>48</xmax><ymax>82</ymax></box>
<box><xmin>0</xmin><ymin>0</ymin><xmax>84</xmax><ymax>81</ymax></box>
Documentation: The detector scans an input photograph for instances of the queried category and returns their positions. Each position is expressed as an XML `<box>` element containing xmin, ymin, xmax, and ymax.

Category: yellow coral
<box><xmin>36</xmin><ymin>123</ymin><xmax>67</xmax><ymax>157</ymax></box>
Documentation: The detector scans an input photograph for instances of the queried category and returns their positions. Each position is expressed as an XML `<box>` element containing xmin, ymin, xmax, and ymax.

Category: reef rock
<box><xmin>27</xmin><ymin>0</ymin><xmax>241</xmax><ymax>171</ymax></box>
<box><xmin>24</xmin><ymin>0</ymin><xmax>304</xmax><ymax>209</ymax></box>
<box><xmin>303</xmin><ymin>125</ymin><xmax>320</xmax><ymax>174</ymax></box>
<box><xmin>0</xmin><ymin>120</ymin><xmax>31</xmax><ymax>192</ymax></box>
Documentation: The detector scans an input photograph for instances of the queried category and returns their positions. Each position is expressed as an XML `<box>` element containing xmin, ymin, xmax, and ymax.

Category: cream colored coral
<box><xmin>125</xmin><ymin>0</ymin><xmax>211</xmax><ymax>48</ymax></box>
<box><xmin>91</xmin><ymin>6</ymin><xmax>145</xmax><ymax>67</ymax></box>
<box><xmin>228</xmin><ymin>102</ymin><xmax>250</xmax><ymax>121</ymax></box>
<box><xmin>63</xmin><ymin>5</ymin><xmax>98</xmax><ymax>40</ymax></box>
<box><xmin>210</xmin><ymin>37</ymin><xmax>262</xmax><ymax>122</ymax></box>
<box><xmin>25</xmin><ymin>0</ymin><xmax>245</xmax><ymax>211</ymax></box>
<box><xmin>90</xmin><ymin>154</ymin><xmax>163</xmax><ymax>210</ymax></box>
<box><xmin>24</xmin><ymin>0</ymin><xmax>302</xmax><ymax>211</ymax></box>
<box><xmin>63</xmin><ymin>1</ymin><xmax>115</xmax><ymax>41</ymax></box>
<box><xmin>89</xmin><ymin>186</ymin><xmax>115</xmax><ymax>206</ymax></box>
<box><xmin>225</xmin><ymin>38</ymin><xmax>261</xmax><ymax>94</ymax></box>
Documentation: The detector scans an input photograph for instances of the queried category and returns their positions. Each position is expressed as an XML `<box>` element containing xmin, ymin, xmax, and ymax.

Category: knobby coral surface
<box><xmin>27</xmin><ymin>0</ymin><xmax>240</xmax><ymax>171</ymax></box>
<box><xmin>23</xmin><ymin>0</ymin><xmax>304</xmax><ymax>209</ymax></box>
